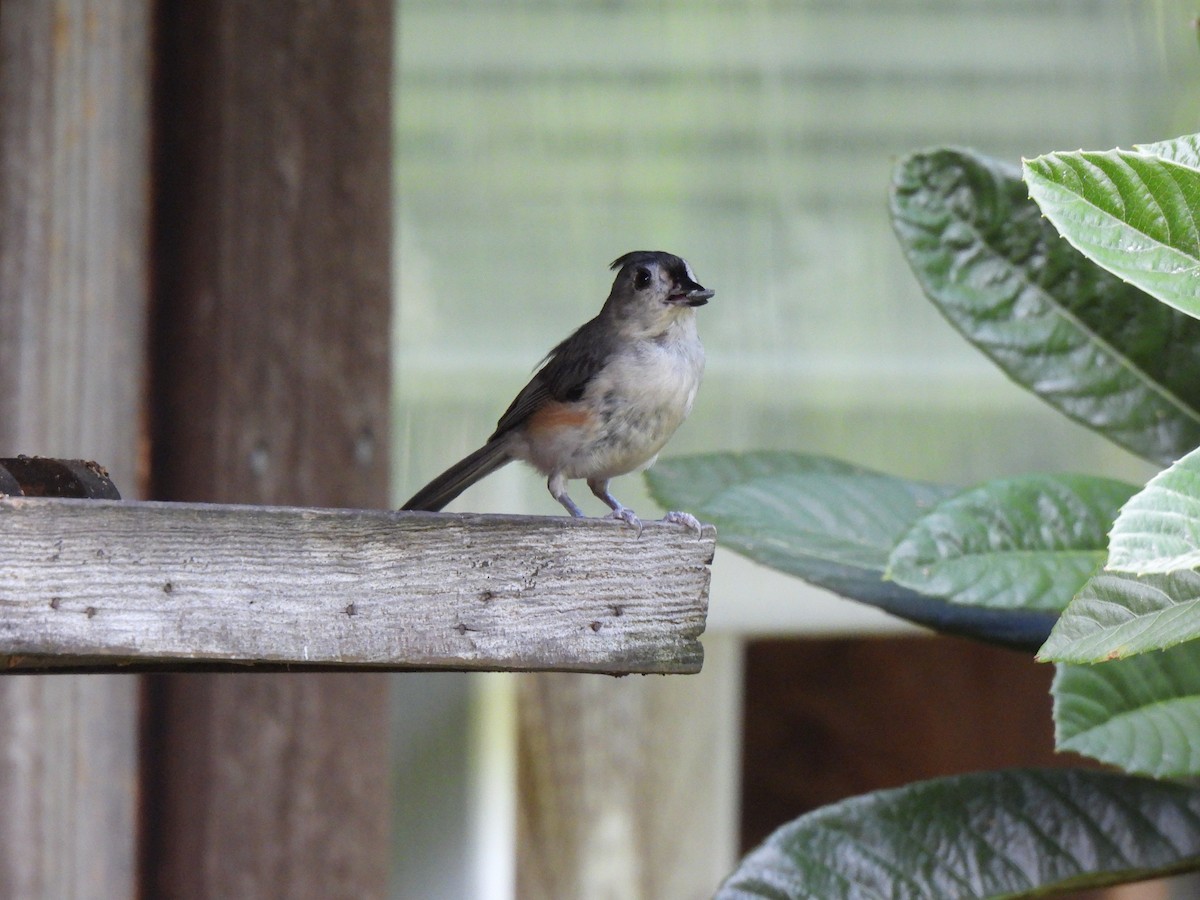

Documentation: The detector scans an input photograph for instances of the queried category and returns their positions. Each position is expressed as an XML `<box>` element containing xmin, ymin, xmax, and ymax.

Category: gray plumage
<box><xmin>402</xmin><ymin>251</ymin><xmax>711</xmax><ymax>528</ymax></box>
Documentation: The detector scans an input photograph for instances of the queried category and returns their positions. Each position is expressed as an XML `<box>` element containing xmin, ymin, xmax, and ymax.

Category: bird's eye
<box><xmin>634</xmin><ymin>267</ymin><xmax>652</xmax><ymax>290</ymax></box>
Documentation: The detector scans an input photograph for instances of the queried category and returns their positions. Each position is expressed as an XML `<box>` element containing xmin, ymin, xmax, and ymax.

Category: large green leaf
<box><xmin>717</xmin><ymin>768</ymin><xmax>1200</xmax><ymax>899</ymax></box>
<box><xmin>1138</xmin><ymin>132</ymin><xmax>1200</xmax><ymax>168</ymax></box>
<box><xmin>1054</xmin><ymin>641</ymin><xmax>1200</xmax><ymax>778</ymax></box>
<box><xmin>1108</xmin><ymin>445</ymin><xmax>1200</xmax><ymax>574</ymax></box>
<box><xmin>647</xmin><ymin>452</ymin><xmax>1058</xmax><ymax>650</ymax></box>
<box><xmin>887</xmin><ymin>474</ymin><xmax>1137</xmax><ymax>611</ymax></box>
<box><xmin>1038</xmin><ymin>569</ymin><xmax>1200</xmax><ymax>663</ymax></box>
<box><xmin>891</xmin><ymin>147</ymin><xmax>1200</xmax><ymax>465</ymax></box>
<box><xmin>1023</xmin><ymin>137</ymin><xmax>1200</xmax><ymax>321</ymax></box>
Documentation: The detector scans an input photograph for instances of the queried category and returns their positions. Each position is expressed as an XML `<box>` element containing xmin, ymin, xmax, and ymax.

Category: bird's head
<box><xmin>604</xmin><ymin>251</ymin><xmax>713</xmax><ymax>335</ymax></box>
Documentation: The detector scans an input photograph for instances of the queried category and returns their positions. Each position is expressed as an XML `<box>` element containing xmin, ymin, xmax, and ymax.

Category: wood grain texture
<box><xmin>146</xmin><ymin>2</ymin><xmax>396</xmax><ymax>896</ymax></box>
<box><xmin>0</xmin><ymin>677</ymin><xmax>138</xmax><ymax>897</ymax></box>
<box><xmin>0</xmin><ymin>2</ymin><xmax>148</xmax><ymax>897</ymax></box>
<box><xmin>0</xmin><ymin>499</ymin><xmax>713</xmax><ymax>673</ymax></box>
<box><xmin>151</xmin><ymin>0</ymin><xmax>392</xmax><ymax>505</ymax></box>
<box><xmin>0</xmin><ymin>0</ymin><xmax>150</xmax><ymax>496</ymax></box>
<box><xmin>142</xmin><ymin>2</ymin><xmax>399</xmax><ymax>894</ymax></box>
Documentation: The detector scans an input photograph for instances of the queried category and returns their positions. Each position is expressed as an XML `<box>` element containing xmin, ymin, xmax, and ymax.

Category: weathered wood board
<box><xmin>0</xmin><ymin>498</ymin><xmax>714</xmax><ymax>673</ymax></box>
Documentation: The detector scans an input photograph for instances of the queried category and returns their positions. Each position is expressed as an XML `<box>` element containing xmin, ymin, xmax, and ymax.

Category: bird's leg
<box><xmin>548</xmin><ymin>471</ymin><xmax>585</xmax><ymax>517</ymax></box>
<box><xmin>587</xmin><ymin>478</ymin><xmax>643</xmax><ymax>533</ymax></box>
<box><xmin>587</xmin><ymin>477</ymin><xmax>622</xmax><ymax>512</ymax></box>
<box><xmin>661</xmin><ymin>510</ymin><xmax>703</xmax><ymax>534</ymax></box>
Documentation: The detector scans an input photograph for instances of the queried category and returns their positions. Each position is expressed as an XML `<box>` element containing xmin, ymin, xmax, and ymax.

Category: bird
<box><xmin>401</xmin><ymin>251</ymin><xmax>712</xmax><ymax>532</ymax></box>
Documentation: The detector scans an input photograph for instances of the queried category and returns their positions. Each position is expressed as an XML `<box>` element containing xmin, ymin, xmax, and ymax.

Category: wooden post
<box><xmin>0</xmin><ymin>2</ymin><xmax>149</xmax><ymax>896</ymax></box>
<box><xmin>146</xmin><ymin>1</ymin><xmax>394</xmax><ymax>897</ymax></box>
<box><xmin>517</xmin><ymin>635</ymin><xmax>742</xmax><ymax>899</ymax></box>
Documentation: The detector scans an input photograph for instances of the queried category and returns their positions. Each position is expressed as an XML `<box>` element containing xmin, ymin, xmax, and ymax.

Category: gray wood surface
<box><xmin>0</xmin><ymin>2</ymin><xmax>149</xmax><ymax>496</ymax></box>
<box><xmin>0</xmin><ymin>499</ymin><xmax>712</xmax><ymax>673</ymax></box>
<box><xmin>0</xmin><ymin>2</ymin><xmax>147</xmax><ymax>896</ymax></box>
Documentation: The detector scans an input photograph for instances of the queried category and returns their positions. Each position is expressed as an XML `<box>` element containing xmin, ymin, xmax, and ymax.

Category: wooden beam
<box><xmin>0</xmin><ymin>498</ymin><xmax>713</xmax><ymax>673</ymax></box>
<box><xmin>0</xmin><ymin>1</ymin><xmax>150</xmax><ymax>496</ymax></box>
<box><xmin>0</xmin><ymin>1</ymin><xmax>148</xmax><ymax>896</ymax></box>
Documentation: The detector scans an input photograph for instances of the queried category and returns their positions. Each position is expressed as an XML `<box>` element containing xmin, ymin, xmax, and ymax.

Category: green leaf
<box><xmin>646</xmin><ymin>453</ymin><xmax>1058</xmax><ymax>650</ymax></box>
<box><xmin>1108</xmin><ymin>445</ymin><xmax>1200</xmax><ymax>574</ymax></box>
<box><xmin>887</xmin><ymin>474</ymin><xmax>1137</xmax><ymax>611</ymax></box>
<box><xmin>717</xmin><ymin>768</ymin><xmax>1200</xmax><ymax>899</ymax></box>
<box><xmin>646</xmin><ymin>452</ymin><xmax>953</xmax><ymax>587</ymax></box>
<box><xmin>891</xmin><ymin>147</ymin><xmax>1200</xmax><ymax>465</ymax></box>
<box><xmin>1038</xmin><ymin>569</ymin><xmax>1200</xmax><ymax>663</ymax></box>
<box><xmin>1054</xmin><ymin>641</ymin><xmax>1200</xmax><ymax>777</ymax></box>
<box><xmin>1023</xmin><ymin>140</ymin><xmax>1200</xmax><ymax>320</ymax></box>
<box><xmin>1136</xmin><ymin>133</ymin><xmax>1200</xmax><ymax>169</ymax></box>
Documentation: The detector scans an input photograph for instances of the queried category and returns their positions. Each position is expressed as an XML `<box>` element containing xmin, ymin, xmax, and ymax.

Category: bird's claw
<box><xmin>662</xmin><ymin>510</ymin><xmax>703</xmax><ymax>535</ymax></box>
<box><xmin>610</xmin><ymin>507</ymin><xmax>644</xmax><ymax>535</ymax></box>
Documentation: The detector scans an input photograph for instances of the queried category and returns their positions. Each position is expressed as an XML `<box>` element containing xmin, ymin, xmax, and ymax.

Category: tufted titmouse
<box><xmin>401</xmin><ymin>251</ymin><xmax>712</xmax><ymax>531</ymax></box>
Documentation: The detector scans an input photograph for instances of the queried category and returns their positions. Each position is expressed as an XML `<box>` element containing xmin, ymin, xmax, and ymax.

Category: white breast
<box><xmin>571</xmin><ymin>321</ymin><xmax>705</xmax><ymax>479</ymax></box>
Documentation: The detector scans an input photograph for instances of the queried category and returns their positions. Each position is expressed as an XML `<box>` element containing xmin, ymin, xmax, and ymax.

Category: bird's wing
<box><xmin>489</xmin><ymin>316</ymin><xmax>615</xmax><ymax>440</ymax></box>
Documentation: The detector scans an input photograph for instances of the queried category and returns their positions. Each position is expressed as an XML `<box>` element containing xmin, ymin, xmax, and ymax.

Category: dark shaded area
<box><xmin>741</xmin><ymin>635</ymin><xmax>1083</xmax><ymax>850</ymax></box>
<box><xmin>140</xmin><ymin>1</ymin><xmax>394</xmax><ymax>897</ymax></box>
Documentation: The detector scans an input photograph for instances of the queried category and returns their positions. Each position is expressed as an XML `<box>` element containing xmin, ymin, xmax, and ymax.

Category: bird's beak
<box><xmin>670</xmin><ymin>286</ymin><xmax>714</xmax><ymax>307</ymax></box>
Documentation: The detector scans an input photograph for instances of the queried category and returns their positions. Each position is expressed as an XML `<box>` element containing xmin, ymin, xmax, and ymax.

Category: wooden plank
<box><xmin>0</xmin><ymin>678</ymin><xmax>138</xmax><ymax>896</ymax></box>
<box><xmin>0</xmin><ymin>1</ymin><xmax>148</xmax><ymax>897</ymax></box>
<box><xmin>0</xmin><ymin>0</ymin><xmax>150</xmax><ymax>497</ymax></box>
<box><xmin>0</xmin><ymin>499</ymin><xmax>713</xmax><ymax>673</ymax></box>
<box><xmin>517</xmin><ymin>634</ymin><xmax>741</xmax><ymax>900</ymax></box>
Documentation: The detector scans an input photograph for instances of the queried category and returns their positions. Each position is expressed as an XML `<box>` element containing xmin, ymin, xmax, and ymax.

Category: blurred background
<box><xmin>391</xmin><ymin>2</ymin><xmax>1200</xmax><ymax>898</ymax></box>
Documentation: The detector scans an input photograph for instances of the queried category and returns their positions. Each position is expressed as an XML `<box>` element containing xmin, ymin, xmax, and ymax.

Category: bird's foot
<box><xmin>609</xmin><ymin>507</ymin><xmax>644</xmax><ymax>536</ymax></box>
<box><xmin>661</xmin><ymin>510</ymin><xmax>703</xmax><ymax>535</ymax></box>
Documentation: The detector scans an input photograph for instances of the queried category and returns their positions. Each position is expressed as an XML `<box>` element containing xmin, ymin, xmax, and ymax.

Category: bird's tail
<box><xmin>401</xmin><ymin>441</ymin><xmax>513</xmax><ymax>511</ymax></box>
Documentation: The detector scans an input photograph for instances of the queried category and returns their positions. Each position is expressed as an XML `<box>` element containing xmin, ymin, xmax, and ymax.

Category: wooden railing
<box><xmin>0</xmin><ymin>493</ymin><xmax>713</xmax><ymax>674</ymax></box>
